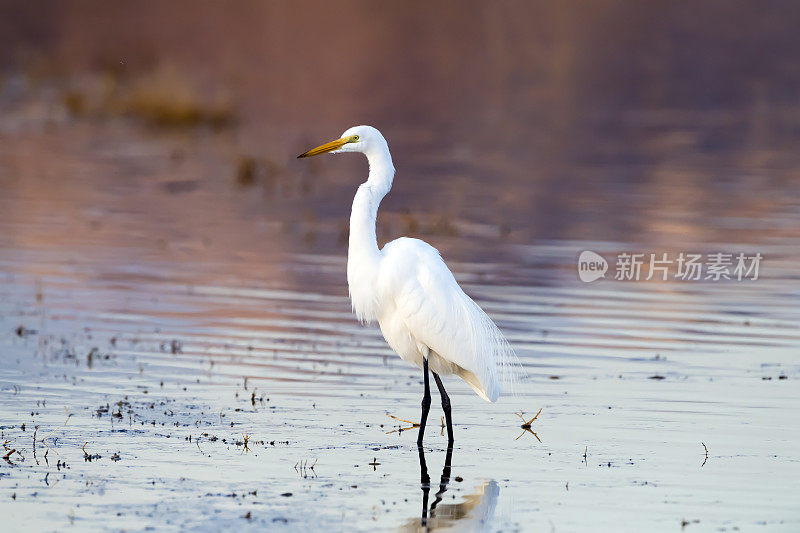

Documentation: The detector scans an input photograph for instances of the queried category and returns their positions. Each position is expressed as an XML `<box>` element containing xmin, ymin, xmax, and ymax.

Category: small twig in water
<box><xmin>368</xmin><ymin>457</ymin><xmax>381</xmax><ymax>471</ymax></box>
<box><xmin>701</xmin><ymin>442</ymin><xmax>708</xmax><ymax>467</ymax></box>
<box><xmin>515</xmin><ymin>408</ymin><xmax>542</xmax><ymax>428</ymax></box>
<box><xmin>33</xmin><ymin>427</ymin><xmax>38</xmax><ymax>465</ymax></box>
<box><xmin>385</xmin><ymin>413</ymin><xmax>419</xmax><ymax>435</ymax></box>
<box><xmin>386</xmin><ymin>414</ymin><xmax>419</xmax><ymax>426</ymax></box>
<box><xmin>40</xmin><ymin>407</ymin><xmax>72</xmax><ymax>451</ymax></box>
<box><xmin>514</xmin><ymin>409</ymin><xmax>543</xmax><ymax>441</ymax></box>
<box><xmin>295</xmin><ymin>458</ymin><xmax>318</xmax><ymax>478</ymax></box>
<box><xmin>240</xmin><ymin>434</ymin><xmax>251</xmax><ymax>454</ymax></box>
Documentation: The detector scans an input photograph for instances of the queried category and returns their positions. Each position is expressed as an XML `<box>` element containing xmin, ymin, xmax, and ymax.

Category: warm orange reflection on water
<box><xmin>1</xmin><ymin>1</ymin><xmax>799</xmax><ymax>262</ymax></box>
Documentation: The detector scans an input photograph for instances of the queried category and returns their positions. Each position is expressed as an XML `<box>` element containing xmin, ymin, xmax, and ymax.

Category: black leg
<box><xmin>417</xmin><ymin>357</ymin><xmax>431</xmax><ymax>446</ymax></box>
<box><xmin>429</xmin><ymin>446</ymin><xmax>453</xmax><ymax>516</ymax></box>
<box><xmin>432</xmin><ymin>372</ymin><xmax>454</xmax><ymax>445</ymax></box>
<box><xmin>417</xmin><ymin>445</ymin><xmax>431</xmax><ymax>526</ymax></box>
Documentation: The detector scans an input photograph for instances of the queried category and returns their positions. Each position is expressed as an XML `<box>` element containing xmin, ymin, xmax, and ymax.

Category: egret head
<box><xmin>297</xmin><ymin>125</ymin><xmax>388</xmax><ymax>159</ymax></box>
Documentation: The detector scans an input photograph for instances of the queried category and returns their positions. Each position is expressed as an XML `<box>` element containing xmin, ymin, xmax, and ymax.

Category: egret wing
<box><xmin>383</xmin><ymin>239</ymin><xmax>519</xmax><ymax>402</ymax></box>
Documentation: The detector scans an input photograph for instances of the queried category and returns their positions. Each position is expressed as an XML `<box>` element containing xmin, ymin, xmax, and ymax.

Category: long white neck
<box><xmin>347</xmin><ymin>145</ymin><xmax>395</xmax><ymax>323</ymax></box>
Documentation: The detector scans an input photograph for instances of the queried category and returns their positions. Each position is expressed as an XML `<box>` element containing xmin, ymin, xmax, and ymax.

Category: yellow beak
<box><xmin>297</xmin><ymin>137</ymin><xmax>348</xmax><ymax>158</ymax></box>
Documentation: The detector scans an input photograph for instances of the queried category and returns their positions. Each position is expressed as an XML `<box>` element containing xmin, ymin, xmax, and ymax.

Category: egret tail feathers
<box><xmin>463</xmin><ymin>299</ymin><xmax>525</xmax><ymax>402</ymax></box>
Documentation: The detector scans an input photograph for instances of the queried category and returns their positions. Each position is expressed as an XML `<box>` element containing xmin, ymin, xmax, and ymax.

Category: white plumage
<box><xmin>376</xmin><ymin>237</ymin><xmax>516</xmax><ymax>401</ymax></box>
<box><xmin>299</xmin><ymin>125</ymin><xmax>521</xmax><ymax>403</ymax></box>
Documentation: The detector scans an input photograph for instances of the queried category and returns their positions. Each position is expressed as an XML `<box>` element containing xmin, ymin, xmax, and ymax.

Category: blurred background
<box><xmin>2</xmin><ymin>0</ymin><xmax>799</xmax><ymax>279</ymax></box>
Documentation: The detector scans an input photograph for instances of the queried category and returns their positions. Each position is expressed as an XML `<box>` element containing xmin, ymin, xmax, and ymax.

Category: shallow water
<box><xmin>3</xmin><ymin>4</ymin><xmax>800</xmax><ymax>527</ymax></box>
<box><xmin>1</xmin><ymin>109</ymin><xmax>800</xmax><ymax>532</ymax></box>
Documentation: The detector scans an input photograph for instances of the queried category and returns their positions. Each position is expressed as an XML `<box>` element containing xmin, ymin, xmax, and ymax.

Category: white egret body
<box><xmin>298</xmin><ymin>125</ymin><xmax>520</xmax><ymax>443</ymax></box>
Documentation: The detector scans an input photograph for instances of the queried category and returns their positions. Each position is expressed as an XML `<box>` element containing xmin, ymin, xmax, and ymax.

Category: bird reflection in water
<box><xmin>398</xmin><ymin>447</ymin><xmax>499</xmax><ymax>532</ymax></box>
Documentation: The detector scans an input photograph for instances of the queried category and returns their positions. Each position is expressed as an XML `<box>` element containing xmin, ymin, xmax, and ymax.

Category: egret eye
<box><xmin>352</xmin><ymin>135</ymin><xmax>360</xmax><ymax>142</ymax></box>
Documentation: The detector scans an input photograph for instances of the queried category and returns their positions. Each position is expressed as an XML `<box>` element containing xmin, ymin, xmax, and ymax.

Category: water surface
<box><xmin>2</xmin><ymin>3</ymin><xmax>800</xmax><ymax>530</ymax></box>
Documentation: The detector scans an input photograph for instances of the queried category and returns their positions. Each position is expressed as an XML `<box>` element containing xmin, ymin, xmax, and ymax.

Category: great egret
<box><xmin>298</xmin><ymin>125</ymin><xmax>520</xmax><ymax>446</ymax></box>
